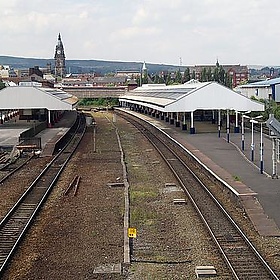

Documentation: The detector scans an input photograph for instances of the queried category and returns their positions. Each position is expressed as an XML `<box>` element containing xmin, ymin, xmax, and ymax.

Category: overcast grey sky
<box><xmin>1</xmin><ymin>0</ymin><xmax>279</xmax><ymax>66</ymax></box>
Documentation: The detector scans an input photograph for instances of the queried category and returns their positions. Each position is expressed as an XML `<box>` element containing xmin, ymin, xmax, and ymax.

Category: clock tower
<box><xmin>54</xmin><ymin>33</ymin><xmax>66</xmax><ymax>78</ymax></box>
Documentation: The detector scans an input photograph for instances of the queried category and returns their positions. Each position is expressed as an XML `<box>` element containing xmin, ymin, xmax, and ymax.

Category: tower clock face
<box><xmin>57</xmin><ymin>50</ymin><xmax>61</xmax><ymax>54</ymax></box>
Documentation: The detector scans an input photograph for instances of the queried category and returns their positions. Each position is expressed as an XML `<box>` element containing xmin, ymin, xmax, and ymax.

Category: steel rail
<box><xmin>117</xmin><ymin>110</ymin><xmax>279</xmax><ymax>280</ymax></box>
<box><xmin>0</xmin><ymin>155</ymin><xmax>34</xmax><ymax>184</ymax></box>
<box><xmin>0</xmin><ymin>113</ymin><xmax>86</xmax><ymax>275</ymax></box>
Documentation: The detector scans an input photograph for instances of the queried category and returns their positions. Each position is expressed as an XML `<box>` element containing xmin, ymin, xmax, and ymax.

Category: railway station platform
<box><xmin>0</xmin><ymin>111</ymin><xmax>77</xmax><ymax>156</ymax></box>
<box><xmin>117</xmin><ymin>108</ymin><xmax>280</xmax><ymax>236</ymax></box>
<box><xmin>38</xmin><ymin>111</ymin><xmax>77</xmax><ymax>156</ymax></box>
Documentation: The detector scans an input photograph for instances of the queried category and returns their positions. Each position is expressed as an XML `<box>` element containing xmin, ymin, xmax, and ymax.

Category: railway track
<box><xmin>116</xmin><ymin>110</ymin><xmax>279</xmax><ymax>280</ymax></box>
<box><xmin>0</xmin><ymin>113</ymin><xmax>86</xmax><ymax>275</ymax></box>
<box><xmin>0</xmin><ymin>154</ymin><xmax>34</xmax><ymax>183</ymax></box>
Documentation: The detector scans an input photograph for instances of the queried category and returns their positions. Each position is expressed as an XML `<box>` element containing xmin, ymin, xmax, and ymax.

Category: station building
<box><xmin>235</xmin><ymin>77</ymin><xmax>280</xmax><ymax>102</ymax></box>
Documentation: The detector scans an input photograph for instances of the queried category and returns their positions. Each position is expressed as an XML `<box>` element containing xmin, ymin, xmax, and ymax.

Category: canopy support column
<box><xmin>170</xmin><ymin>112</ymin><xmax>174</xmax><ymax>125</ymax></box>
<box><xmin>226</xmin><ymin>109</ymin><xmax>230</xmax><ymax>142</ymax></box>
<box><xmin>144</xmin><ymin>107</ymin><xmax>148</xmax><ymax>114</ymax></box>
<box><xmin>175</xmin><ymin>112</ymin><xmax>180</xmax><ymax>127</ymax></box>
<box><xmin>165</xmin><ymin>112</ymin><xmax>169</xmax><ymax>122</ymax></box>
<box><xmin>182</xmin><ymin>113</ymin><xmax>187</xmax><ymax>130</ymax></box>
<box><xmin>48</xmin><ymin>110</ymin><xmax>52</xmax><ymax>128</ymax></box>
<box><xmin>235</xmin><ymin>111</ymin><xmax>239</xmax><ymax>133</ymax></box>
<box><xmin>212</xmin><ymin>110</ymin><xmax>215</xmax><ymax>124</ymax></box>
<box><xmin>218</xmin><ymin>110</ymin><xmax>221</xmax><ymax>138</ymax></box>
<box><xmin>190</xmin><ymin>111</ymin><xmax>195</xmax><ymax>134</ymax></box>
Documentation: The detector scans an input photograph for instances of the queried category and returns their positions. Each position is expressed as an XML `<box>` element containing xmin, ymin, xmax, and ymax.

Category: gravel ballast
<box><xmin>1</xmin><ymin>111</ymin><xmax>279</xmax><ymax>279</ymax></box>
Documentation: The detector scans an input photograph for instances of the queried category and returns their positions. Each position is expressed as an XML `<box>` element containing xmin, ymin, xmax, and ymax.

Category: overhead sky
<box><xmin>1</xmin><ymin>0</ymin><xmax>280</xmax><ymax>66</ymax></box>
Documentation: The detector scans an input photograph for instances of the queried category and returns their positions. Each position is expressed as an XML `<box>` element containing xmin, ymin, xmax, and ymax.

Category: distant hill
<box><xmin>2</xmin><ymin>55</ymin><xmax>278</xmax><ymax>77</ymax></box>
<box><xmin>0</xmin><ymin>55</ymin><xmax>181</xmax><ymax>75</ymax></box>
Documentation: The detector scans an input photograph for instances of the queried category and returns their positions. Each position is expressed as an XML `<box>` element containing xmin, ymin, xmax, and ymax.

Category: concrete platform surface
<box><xmin>0</xmin><ymin>111</ymin><xmax>77</xmax><ymax>152</ymax></box>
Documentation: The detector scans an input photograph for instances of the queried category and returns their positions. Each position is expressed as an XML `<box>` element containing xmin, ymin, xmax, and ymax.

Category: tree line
<box><xmin>139</xmin><ymin>62</ymin><xmax>232</xmax><ymax>88</ymax></box>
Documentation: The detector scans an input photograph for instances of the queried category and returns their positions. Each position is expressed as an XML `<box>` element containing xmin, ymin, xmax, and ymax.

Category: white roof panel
<box><xmin>120</xmin><ymin>81</ymin><xmax>264</xmax><ymax>112</ymax></box>
<box><xmin>0</xmin><ymin>86</ymin><xmax>78</xmax><ymax>110</ymax></box>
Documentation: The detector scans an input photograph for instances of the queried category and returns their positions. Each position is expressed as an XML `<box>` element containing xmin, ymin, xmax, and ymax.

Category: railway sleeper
<box><xmin>0</xmin><ymin>245</ymin><xmax>15</xmax><ymax>250</ymax></box>
<box><xmin>195</xmin><ymin>266</ymin><xmax>217</xmax><ymax>278</ymax></box>
<box><xmin>0</xmin><ymin>240</ymin><xmax>16</xmax><ymax>245</ymax></box>
<box><xmin>173</xmin><ymin>198</ymin><xmax>187</xmax><ymax>205</ymax></box>
<box><xmin>107</xmin><ymin>182</ymin><xmax>124</xmax><ymax>188</ymax></box>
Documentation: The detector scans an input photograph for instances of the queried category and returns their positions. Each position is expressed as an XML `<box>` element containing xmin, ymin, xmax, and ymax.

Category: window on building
<box><xmin>255</xmin><ymin>89</ymin><xmax>259</xmax><ymax>96</ymax></box>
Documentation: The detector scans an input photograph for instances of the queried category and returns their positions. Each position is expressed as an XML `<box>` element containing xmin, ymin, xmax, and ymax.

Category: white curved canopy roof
<box><xmin>0</xmin><ymin>86</ymin><xmax>78</xmax><ymax>110</ymax></box>
<box><xmin>120</xmin><ymin>81</ymin><xmax>265</xmax><ymax>112</ymax></box>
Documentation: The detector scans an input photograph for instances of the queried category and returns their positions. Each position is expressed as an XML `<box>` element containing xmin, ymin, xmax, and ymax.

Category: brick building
<box><xmin>189</xmin><ymin>64</ymin><xmax>249</xmax><ymax>88</ymax></box>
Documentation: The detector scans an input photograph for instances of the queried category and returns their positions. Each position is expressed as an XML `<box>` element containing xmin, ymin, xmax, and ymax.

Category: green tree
<box><xmin>191</xmin><ymin>70</ymin><xmax>196</xmax><ymax>80</ymax></box>
<box><xmin>78</xmin><ymin>97</ymin><xmax>118</xmax><ymax>107</ymax></box>
<box><xmin>213</xmin><ymin>63</ymin><xmax>232</xmax><ymax>88</ymax></box>
<box><xmin>213</xmin><ymin>67</ymin><xmax>219</xmax><ymax>82</ymax></box>
<box><xmin>136</xmin><ymin>76</ymin><xmax>141</xmax><ymax>86</ymax></box>
<box><xmin>158</xmin><ymin>75</ymin><xmax>165</xmax><ymax>84</ymax></box>
<box><xmin>224</xmin><ymin>73</ymin><xmax>232</xmax><ymax>88</ymax></box>
<box><xmin>142</xmin><ymin>71</ymin><xmax>149</xmax><ymax>84</ymax></box>
<box><xmin>263</xmin><ymin>99</ymin><xmax>280</xmax><ymax>120</ymax></box>
<box><xmin>201</xmin><ymin>68</ymin><xmax>207</xmax><ymax>82</ymax></box>
<box><xmin>166</xmin><ymin>73</ymin><xmax>172</xmax><ymax>85</ymax></box>
<box><xmin>206</xmin><ymin>68</ymin><xmax>212</xmax><ymax>81</ymax></box>
<box><xmin>153</xmin><ymin>74</ymin><xmax>160</xmax><ymax>84</ymax></box>
<box><xmin>183</xmin><ymin>68</ymin><xmax>190</xmax><ymax>83</ymax></box>
<box><xmin>218</xmin><ymin>67</ymin><xmax>225</xmax><ymax>85</ymax></box>
<box><xmin>174</xmin><ymin>69</ymin><xmax>182</xmax><ymax>84</ymax></box>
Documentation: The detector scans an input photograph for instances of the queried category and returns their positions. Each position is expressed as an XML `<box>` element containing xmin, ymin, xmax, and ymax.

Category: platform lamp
<box><xmin>249</xmin><ymin>115</ymin><xmax>263</xmax><ymax>162</ymax></box>
<box><xmin>260</xmin><ymin>121</ymin><xmax>264</xmax><ymax>174</ymax></box>
<box><xmin>92</xmin><ymin>120</ymin><xmax>96</xmax><ymax>153</ymax></box>
<box><xmin>226</xmin><ymin>109</ymin><xmax>230</xmax><ymax>143</ymax></box>
<box><xmin>241</xmin><ymin>111</ymin><xmax>251</xmax><ymax>151</ymax></box>
<box><xmin>253</xmin><ymin>119</ymin><xmax>265</xmax><ymax>174</ymax></box>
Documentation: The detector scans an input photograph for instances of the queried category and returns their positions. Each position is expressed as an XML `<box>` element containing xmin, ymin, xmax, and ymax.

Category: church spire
<box><xmin>57</xmin><ymin>33</ymin><xmax>62</xmax><ymax>47</ymax></box>
<box><xmin>54</xmin><ymin>33</ymin><xmax>66</xmax><ymax>78</ymax></box>
<box><xmin>216</xmin><ymin>57</ymin><xmax>220</xmax><ymax>68</ymax></box>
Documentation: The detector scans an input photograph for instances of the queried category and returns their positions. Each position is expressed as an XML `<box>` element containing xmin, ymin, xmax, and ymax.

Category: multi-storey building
<box><xmin>189</xmin><ymin>63</ymin><xmax>249</xmax><ymax>88</ymax></box>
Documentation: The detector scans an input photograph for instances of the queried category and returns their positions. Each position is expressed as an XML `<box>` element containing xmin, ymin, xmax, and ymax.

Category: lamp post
<box><xmin>218</xmin><ymin>110</ymin><xmax>221</xmax><ymax>138</ymax></box>
<box><xmin>250</xmin><ymin>119</ymin><xmax>257</xmax><ymax>161</ymax></box>
<box><xmin>226</xmin><ymin>109</ymin><xmax>230</xmax><ymax>143</ymax></box>
<box><xmin>241</xmin><ymin>114</ymin><xmax>245</xmax><ymax>150</ymax></box>
<box><xmin>240</xmin><ymin>111</ymin><xmax>251</xmax><ymax>151</ymax></box>
<box><xmin>249</xmin><ymin>115</ymin><xmax>263</xmax><ymax>162</ymax></box>
<box><xmin>92</xmin><ymin>121</ymin><xmax>96</xmax><ymax>153</ymax></box>
<box><xmin>260</xmin><ymin>121</ymin><xmax>264</xmax><ymax>174</ymax></box>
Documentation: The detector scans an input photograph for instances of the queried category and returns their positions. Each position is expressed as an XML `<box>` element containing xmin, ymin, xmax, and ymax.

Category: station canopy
<box><xmin>120</xmin><ymin>80</ymin><xmax>265</xmax><ymax>112</ymax></box>
<box><xmin>0</xmin><ymin>86</ymin><xmax>78</xmax><ymax>110</ymax></box>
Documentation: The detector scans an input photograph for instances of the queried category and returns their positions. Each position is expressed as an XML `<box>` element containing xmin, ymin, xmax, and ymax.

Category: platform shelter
<box><xmin>0</xmin><ymin>86</ymin><xmax>78</xmax><ymax>127</ymax></box>
<box><xmin>119</xmin><ymin>80</ymin><xmax>265</xmax><ymax>134</ymax></box>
